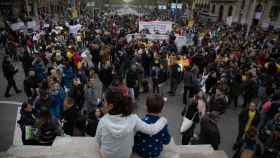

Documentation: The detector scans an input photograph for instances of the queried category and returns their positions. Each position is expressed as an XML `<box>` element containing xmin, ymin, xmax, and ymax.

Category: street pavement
<box><xmin>0</xmin><ymin>48</ymin><xmax>240</xmax><ymax>157</ymax></box>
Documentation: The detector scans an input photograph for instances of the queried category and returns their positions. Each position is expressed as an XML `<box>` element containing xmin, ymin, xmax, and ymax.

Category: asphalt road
<box><xmin>0</xmin><ymin>48</ymin><xmax>240</xmax><ymax>157</ymax></box>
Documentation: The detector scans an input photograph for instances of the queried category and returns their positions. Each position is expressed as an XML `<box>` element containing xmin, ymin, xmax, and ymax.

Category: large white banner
<box><xmin>126</xmin><ymin>34</ymin><xmax>187</xmax><ymax>49</ymax></box>
<box><xmin>27</xmin><ymin>21</ymin><xmax>39</xmax><ymax>30</ymax></box>
<box><xmin>10</xmin><ymin>22</ymin><xmax>25</xmax><ymax>31</ymax></box>
<box><xmin>139</xmin><ymin>21</ymin><xmax>173</xmax><ymax>34</ymax></box>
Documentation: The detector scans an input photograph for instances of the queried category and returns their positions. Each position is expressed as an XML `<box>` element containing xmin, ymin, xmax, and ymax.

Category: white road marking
<box><xmin>0</xmin><ymin>101</ymin><xmax>22</xmax><ymax>106</ymax></box>
<box><xmin>0</xmin><ymin>101</ymin><xmax>23</xmax><ymax>145</ymax></box>
<box><xmin>13</xmin><ymin>107</ymin><xmax>22</xmax><ymax>145</ymax></box>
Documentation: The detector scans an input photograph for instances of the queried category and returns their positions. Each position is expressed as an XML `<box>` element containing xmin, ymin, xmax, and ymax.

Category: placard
<box><xmin>10</xmin><ymin>22</ymin><xmax>25</xmax><ymax>31</ymax></box>
<box><xmin>126</xmin><ymin>33</ymin><xmax>188</xmax><ymax>49</ymax></box>
<box><xmin>139</xmin><ymin>21</ymin><xmax>173</xmax><ymax>34</ymax></box>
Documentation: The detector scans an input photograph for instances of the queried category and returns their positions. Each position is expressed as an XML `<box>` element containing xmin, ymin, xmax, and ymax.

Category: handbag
<box><xmin>25</xmin><ymin>126</ymin><xmax>35</xmax><ymax>140</ymax></box>
<box><xmin>180</xmin><ymin>111</ymin><xmax>198</xmax><ymax>133</ymax></box>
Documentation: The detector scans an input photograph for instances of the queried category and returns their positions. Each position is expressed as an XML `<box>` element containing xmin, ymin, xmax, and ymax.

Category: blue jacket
<box><xmin>63</xmin><ymin>67</ymin><xmax>74</xmax><ymax>89</ymax></box>
<box><xmin>133</xmin><ymin>114</ymin><xmax>171</xmax><ymax>158</ymax></box>
<box><xmin>49</xmin><ymin>86</ymin><xmax>65</xmax><ymax>119</ymax></box>
<box><xmin>34</xmin><ymin>63</ymin><xmax>46</xmax><ymax>81</ymax></box>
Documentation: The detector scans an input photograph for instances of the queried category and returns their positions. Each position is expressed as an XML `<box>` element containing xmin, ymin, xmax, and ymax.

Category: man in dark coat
<box><xmin>181</xmin><ymin>98</ymin><xmax>200</xmax><ymax>145</ymax></box>
<box><xmin>23</xmin><ymin>70</ymin><xmax>38</xmax><ymax>99</ymax></box>
<box><xmin>90</xmin><ymin>44</ymin><xmax>100</xmax><ymax>71</ymax></box>
<box><xmin>2</xmin><ymin>55</ymin><xmax>21</xmax><ymax>97</ymax></box>
<box><xmin>242</xmin><ymin>72</ymin><xmax>257</xmax><ymax>107</ymax></box>
<box><xmin>17</xmin><ymin>101</ymin><xmax>37</xmax><ymax>145</ymax></box>
<box><xmin>199</xmin><ymin>111</ymin><xmax>220</xmax><ymax>150</ymax></box>
<box><xmin>62</xmin><ymin>97</ymin><xmax>81</xmax><ymax>136</ymax></box>
<box><xmin>169</xmin><ymin>62</ymin><xmax>181</xmax><ymax>96</ymax></box>
<box><xmin>69</xmin><ymin>78</ymin><xmax>85</xmax><ymax>110</ymax></box>
<box><xmin>126</xmin><ymin>64</ymin><xmax>139</xmax><ymax>99</ymax></box>
<box><xmin>183</xmin><ymin>66</ymin><xmax>194</xmax><ymax>105</ymax></box>
<box><xmin>229</xmin><ymin>70</ymin><xmax>242</xmax><ymax>108</ymax></box>
<box><xmin>20</xmin><ymin>50</ymin><xmax>34</xmax><ymax>76</ymax></box>
<box><xmin>34</xmin><ymin>89</ymin><xmax>53</xmax><ymax>115</ymax></box>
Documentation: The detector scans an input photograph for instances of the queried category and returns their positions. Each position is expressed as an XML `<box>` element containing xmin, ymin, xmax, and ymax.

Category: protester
<box><xmin>35</xmin><ymin>111</ymin><xmax>61</xmax><ymax>146</ymax></box>
<box><xmin>233</xmin><ymin>127</ymin><xmax>262</xmax><ymax>158</ymax></box>
<box><xmin>68</xmin><ymin>78</ymin><xmax>85</xmax><ymax>110</ymax></box>
<box><xmin>86</xmin><ymin>108</ymin><xmax>103</xmax><ymax>137</ymax></box>
<box><xmin>181</xmin><ymin>96</ymin><xmax>200</xmax><ymax>145</ymax></box>
<box><xmin>84</xmin><ymin>77</ymin><xmax>99</xmax><ymax>114</ymax></box>
<box><xmin>183</xmin><ymin>66</ymin><xmax>194</xmax><ymax>105</ymax></box>
<box><xmin>126</xmin><ymin>64</ymin><xmax>139</xmax><ymax>100</ymax></box>
<box><xmin>17</xmin><ymin>101</ymin><xmax>37</xmax><ymax>145</ymax></box>
<box><xmin>199</xmin><ymin>111</ymin><xmax>220</xmax><ymax>150</ymax></box>
<box><xmin>262</xmin><ymin>129</ymin><xmax>280</xmax><ymax>158</ymax></box>
<box><xmin>2</xmin><ymin>6</ymin><xmax>280</xmax><ymax>156</ymax></box>
<box><xmin>62</xmin><ymin>97</ymin><xmax>81</xmax><ymax>136</ymax></box>
<box><xmin>234</xmin><ymin>102</ymin><xmax>260</xmax><ymax>149</ymax></box>
<box><xmin>169</xmin><ymin>61</ymin><xmax>181</xmax><ymax>96</ymax></box>
<box><xmin>2</xmin><ymin>55</ymin><xmax>21</xmax><ymax>97</ymax></box>
<box><xmin>111</xmin><ymin>75</ymin><xmax>129</xmax><ymax>96</ymax></box>
<box><xmin>23</xmin><ymin>70</ymin><xmax>38</xmax><ymax>99</ymax></box>
<box><xmin>34</xmin><ymin>89</ymin><xmax>53</xmax><ymax>115</ymax></box>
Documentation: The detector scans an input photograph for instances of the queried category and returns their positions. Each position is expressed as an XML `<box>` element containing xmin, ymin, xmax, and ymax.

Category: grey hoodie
<box><xmin>96</xmin><ymin>114</ymin><xmax>167</xmax><ymax>158</ymax></box>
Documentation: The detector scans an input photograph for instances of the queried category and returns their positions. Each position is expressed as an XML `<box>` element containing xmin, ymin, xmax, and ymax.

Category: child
<box><xmin>133</xmin><ymin>94</ymin><xmax>171</xmax><ymax>158</ymax></box>
<box><xmin>95</xmin><ymin>89</ymin><xmax>167</xmax><ymax>158</ymax></box>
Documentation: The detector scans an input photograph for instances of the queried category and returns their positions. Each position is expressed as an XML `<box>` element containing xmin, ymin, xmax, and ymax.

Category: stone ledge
<box><xmin>3</xmin><ymin>137</ymin><xmax>228</xmax><ymax>158</ymax></box>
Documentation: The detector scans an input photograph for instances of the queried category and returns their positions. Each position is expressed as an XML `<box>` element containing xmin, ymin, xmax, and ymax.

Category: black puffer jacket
<box><xmin>126</xmin><ymin>69</ymin><xmax>138</xmax><ymax>88</ymax></box>
<box><xmin>199</xmin><ymin>114</ymin><xmax>220</xmax><ymax>150</ymax></box>
<box><xmin>2</xmin><ymin>59</ymin><xmax>17</xmax><ymax>78</ymax></box>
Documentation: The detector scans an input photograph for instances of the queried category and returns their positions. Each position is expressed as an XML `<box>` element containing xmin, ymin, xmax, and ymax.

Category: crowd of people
<box><xmin>1</xmin><ymin>7</ymin><xmax>280</xmax><ymax>158</ymax></box>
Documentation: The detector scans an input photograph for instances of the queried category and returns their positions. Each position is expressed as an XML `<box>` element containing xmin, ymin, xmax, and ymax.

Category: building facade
<box><xmin>193</xmin><ymin>0</ymin><xmax>280</xmax><ymax>28</ymax></box>
<box><xmin>0</xmin><ymin>0</ymin><xmax>68</xmax><ymax>20</ymax></box>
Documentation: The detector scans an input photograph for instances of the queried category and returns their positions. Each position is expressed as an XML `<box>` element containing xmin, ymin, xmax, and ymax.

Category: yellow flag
<box><xmin>188</xmin><ymin>20</ymin><xmax>193</xmax><ymax>27</ymax></box>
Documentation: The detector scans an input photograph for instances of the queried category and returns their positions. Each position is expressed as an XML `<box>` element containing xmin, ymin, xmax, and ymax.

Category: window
<box><xmin>270</xmin><ymin>5</ymin><xmax>280</xmax><ymax>21</ymax></box>
<box><xmin>228</xmin><ymin>6</ymin><xmax>233</xmax><ymax>17</ymax></box>
<box><xmin>241</xmin><ymin>0</ymin><xmax>245</xmax><ymax>9</ymax></box>
<box><xmin>212</xmin><ymin>4</ymin><xmax>216</xmax><ymax>14</ymax></box>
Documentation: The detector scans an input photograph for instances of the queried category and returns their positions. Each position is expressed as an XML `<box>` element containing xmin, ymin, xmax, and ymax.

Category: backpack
<box><xmin>239</xmin><ymin>143</ymin><xmax>256</xmax><ymax>158</ymax></box>
<box><xmin>240</xmin><ymin>149</ymin><xmax>254</xmax><ymax>158</ymax></box>
<box><xmin>262</xmin><ymin>100</ymin><xmax>272</xmax><ymax>113</ymax></box>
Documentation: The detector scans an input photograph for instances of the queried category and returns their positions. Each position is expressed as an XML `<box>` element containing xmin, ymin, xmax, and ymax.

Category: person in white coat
<box><xmin>96</xmin><ymin>89</ymin><xmax>168</xmax><ymax>158</ymax></box>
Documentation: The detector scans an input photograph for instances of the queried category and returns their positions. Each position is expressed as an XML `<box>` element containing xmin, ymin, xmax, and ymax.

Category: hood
<box><xmin>102</xmin><ymin>114</ymin><xmax>133</xmax><ymax>138</ymax></box>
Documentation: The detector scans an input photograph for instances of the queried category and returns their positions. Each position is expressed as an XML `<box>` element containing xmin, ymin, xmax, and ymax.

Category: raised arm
<box><xmin>134</xmin><ymin>114</ymin><xmax>167</xmax><ymax>136</ymax></box>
